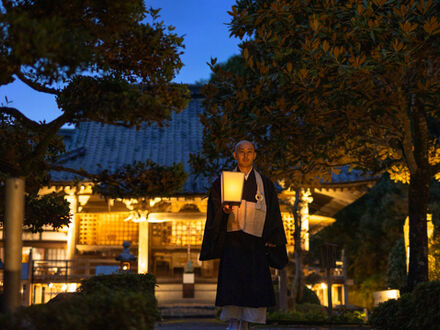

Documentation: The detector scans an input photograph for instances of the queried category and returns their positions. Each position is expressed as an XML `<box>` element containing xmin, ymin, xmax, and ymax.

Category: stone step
<box><xmin>156</xmin><ymin>283</ymin><xmax>217</xmax><ymax>307</ymax></box>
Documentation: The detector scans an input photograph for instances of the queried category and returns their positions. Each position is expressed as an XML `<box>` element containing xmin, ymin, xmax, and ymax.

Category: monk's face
<box><xmin>233</xmin><ymin>141</ymin><xmax>256</xmax><ymax>169</ymax></box>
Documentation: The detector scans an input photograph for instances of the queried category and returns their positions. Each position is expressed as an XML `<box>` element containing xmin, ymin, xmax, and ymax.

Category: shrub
<box><xmin>2</xmin><ymin>290</ymin><xmax>159</xmax><ymax>330</ymax></box>
<box><xmin>329</xmin><ymin>309</ymin><xmax>365</xmax><ymax>324</ymax></box>
<box><xmin>267</xmin><ymin>303</ymin><xmax>366</xmax><ymax>325</ymax></box>
<box><xmin>267</xmin><ymin>303</ymin><xmax>327</xmax><ymax>323</ymax></box>
<box><xmin>297</xmin><ymin>286</ymin><xmax>321</xmax><ymax>305</ymax></box>
<box><xmin>295</xmin><ymin>303</ymin><xmax>327</xmax><ymax>321</ymax></box>
<box><xmin>0</xmin><ymin>291</ymin><xmax>159</xmax><ymax>330</ymax></box>
<box><xmin>386</xmin><ymin>238</ymin><xmax>407</xmax><ymax>291</ymax></box>
<box><xmin>267</xmin><ymin>309</ymin><xmax>304</xmax><ymax>322</ymax></box>
<box><xmin>370</xmin><ymin>281</ymin><xmax>440</xmax><ymax>329</ymax></box>
<box><xmin>0</xmin><ymin>273</ymin><xmax>159</xmax><ymax>330</ymax></box>
<box><xmin>79</xmin><ymin>272</ymin><xmax>156</xmax><ymax>295</ymax></box>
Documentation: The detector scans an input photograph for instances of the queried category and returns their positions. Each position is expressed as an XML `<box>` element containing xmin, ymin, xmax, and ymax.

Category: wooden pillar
<box><xmin>65</xmin><ymin>194</ymin><xmax>77</xmax><ymax>261</ymax></box>
<box><xmin>299</xmin><ymin>189</ymin><xmax>313</xmax><ymax>251</ymax></box>
<box><xmin>342</xmin><ymin>249</ymin><xmax>348</xmax><ymax>306</ymax></box>
<box><xmin>4</xmin><ymin>177</ymin><xmax>25</xmax><ymax>312</ymax></box>
<box><xmin>138</xmin><ymin>220</ymin><xmax>149</xmax><ymax>273</ymax></box>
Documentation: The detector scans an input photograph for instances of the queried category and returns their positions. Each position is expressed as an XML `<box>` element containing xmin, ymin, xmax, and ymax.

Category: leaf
<box><xmin>400</xmin><ymin>21</ymin><xmax>418</xmax><ymax>34</ymax></box>
<box><xmin>322</xmin><ymin>40</ymin><xmax>330</xmax><ymax>52</ymax></box>
<box><xmin>310</xmin><ymin>17</ymin><xmax>319</xmax><ymax>32</ymax></box>
<box><xmin>392</xmin><ymin>39</ymin><xmax>405</xmax><ymax>52</ymax></box>
<box><xmin>423</xmin><ymin>17</ymin><xmax>440</xmax><ymax>35</ymax></box>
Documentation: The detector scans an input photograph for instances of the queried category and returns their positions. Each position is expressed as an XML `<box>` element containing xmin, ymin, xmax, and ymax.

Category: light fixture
<box><xmin>221</xmin><ymin>171</ymin><xmax>245</xmax><ymax>204</ymax></box>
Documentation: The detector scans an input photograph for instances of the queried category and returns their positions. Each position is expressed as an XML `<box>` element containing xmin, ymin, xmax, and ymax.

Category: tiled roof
<box><xmin>52</xmin><ymin>92</ymin><xmax>211</xmax><ymax>194</ymax></box>
<box><xmin>52</xmin><ymin>86</ymin><xmax>373</xmax><ymax>194</ymax></box>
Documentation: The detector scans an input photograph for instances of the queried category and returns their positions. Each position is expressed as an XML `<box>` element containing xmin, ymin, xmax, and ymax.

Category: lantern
<box><xmin>221</xmin><ymin>171</ymin><xmax>245</xmax><ymax>204</ymax></box>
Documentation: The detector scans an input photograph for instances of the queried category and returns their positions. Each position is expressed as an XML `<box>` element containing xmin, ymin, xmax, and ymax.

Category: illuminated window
<box><xmin>170</xmin><ymin>220</ymin><xmax>204</xmax><ymax>247</ymax></box>
<box><xmin>78</xmin><ymin>212</ymin><xmax>138</xmax><ymax>246</ymax></box>
<box><xmin>78</xmin><ymin>213</ymin><xmax>98</xmax><ymax>245</ymax></box>
<box><xmin>151</xmin><ymin>223</ymin><xmax>172</xmax><ymax>247</ymax></box>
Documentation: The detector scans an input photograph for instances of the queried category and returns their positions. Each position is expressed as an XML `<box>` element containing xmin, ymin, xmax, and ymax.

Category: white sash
<box><xmin>227</xmin><ymin>170</ymin><xmax>267</xmax><ymax>237</ymax></box>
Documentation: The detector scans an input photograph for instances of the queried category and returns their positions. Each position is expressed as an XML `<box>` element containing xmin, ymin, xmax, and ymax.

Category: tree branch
<box><xmin>430</xmin><ymin>163</ymin><xmax>440</xmax><ymax>177</ymax></box>
<box><xmin>0</xmin><ymin>106</ymin><xmax>40</xmax><ymax>129</ymax></box>
<box><xmin>29</xmin><ymin>113</ymin><xmax>71</xmax><ymax>162</ymax></box>
<box><xmin>48</xmin><ymin>164</ymin><xmax>96</xmax><ymax>179</ymax></box>
<box><xmin>48</xmin><ymin>164</ymin><xmax>121</xmax><ymax>188</ymax></box>
<box><xmin>16</xmin><ymin>71</ymin><xmax>60</xmax><ymax>95</ymax></box>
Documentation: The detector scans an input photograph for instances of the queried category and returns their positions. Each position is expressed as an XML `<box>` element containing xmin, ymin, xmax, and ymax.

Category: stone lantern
<box><xmin>116</xmin><ymin>241</ymin><xmax>136</xmax><ymax>272</ymax></box>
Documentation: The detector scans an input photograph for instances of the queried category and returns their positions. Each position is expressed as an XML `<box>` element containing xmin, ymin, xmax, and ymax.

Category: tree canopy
<box><xmin>0</xmin><ymin>0</ymin><xmax>190</xmax><ymax>230</ymax></box>
<box><xmin>192</xmin><ymin>0</ymin><xmax>440</xmax><ymax>290</ymax></box>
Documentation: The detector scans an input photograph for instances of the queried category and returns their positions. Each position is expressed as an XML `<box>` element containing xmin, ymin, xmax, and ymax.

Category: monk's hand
<box><xmin>222</xmin><ymin>203</ymin><xmax>232</xmax><ymax>214</ymax></box>
<box><xmin>265</xmin><ymin>243</ymin><xmax>276</xmax><ymax>247</ymax></box>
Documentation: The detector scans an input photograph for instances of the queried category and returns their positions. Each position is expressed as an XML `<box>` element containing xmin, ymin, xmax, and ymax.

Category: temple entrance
<box><xmin>149</xmin><ymin>221</ymin><xmax>218</xmax><ymax>283</ymax></box>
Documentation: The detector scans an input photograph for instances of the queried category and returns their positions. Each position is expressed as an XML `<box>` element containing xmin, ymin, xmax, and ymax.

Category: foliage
<box><xmin>194</xmin><ymin>0</ymin><xmax>440</xmax><ymax>290</ymax></box>
<box><xmin>94</xmin><ymin>161</ymin><xmax>187</xmax><ymax>199</ymax></box>
<box><xmin>387</xmin><ymin>238</ymin><xmax>408</xmax><ymax>290</ymax></box>
<box><xmin>298</xmin><ymin>286</ymin><xmax>321</xmax><ymax>305</ymax></box>
<box><xmin>267</xmin><ymin>304</ymin><xmax>327</xmax><ymax>323</ymax></box>
<box><xmin>429</xmin><ymin>230</ymin><xmax>440</xmax><ymax>281</ymax></box>
<box><xmin>311</xmin><ymin>176</ymin><xmax>440</xmax><ymax>306</ymax></box>
<box><xmin>78</xmin><ymin>273</ymin><xmax>156</xmax><ymax>295</ymax></box>
<box><xmin>267</xmin><ymin>303</ymin><xmax>364</xmax><ymax>324</ymax></box>
<box><xmin>370</xmin><ymin>281</ymin><xmax>440</xmax><ymax>329</ymax></box>
<box><xmin>328</xmin><ymin>309</ymin><xmax>366</xmax><ymax>324</ymax></box>
<box><xmin>0</xmin><ymin>192</ymin><xmax>71</xmax><ymax>232</ymax></box>
<box><xmin>311</xmin><ymin>176</ymin><xmax>407</xmax><ymax>286</ymax></box>
<box><xmin>0</xmin><ymin>291</ymin><xmax>159</xmax><ymax>330</ymax></box>
<box><xmin>0</xmin><ymin>0</ymin><xmax>190</xmax><ymax>231</ymax></box>
<box><xmin>0</xmin><ymin>273</ymin><xmax>159</xmax><ymax>330</ymax></box>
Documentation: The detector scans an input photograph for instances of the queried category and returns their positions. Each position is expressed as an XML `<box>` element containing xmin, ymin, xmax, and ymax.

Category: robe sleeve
<box><xmin>199</xmin><ymin>178</ymin><xmax>229</xmax><ymax>260</ymax></box>
<box><xmin>262</xmin><ymin>177</ymin><xmax>287</xmax><ymax>246</ymax></box>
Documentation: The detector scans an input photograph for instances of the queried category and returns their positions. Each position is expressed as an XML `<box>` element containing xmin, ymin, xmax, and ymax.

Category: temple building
<box><xmin>0</xmin><ymin>87</ymin><xmax>375</xmax><ymax>306</ymax></box>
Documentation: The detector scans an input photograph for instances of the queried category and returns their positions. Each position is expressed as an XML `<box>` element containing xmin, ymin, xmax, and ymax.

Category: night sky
<box><xmin>0</xmin><ymin>0</ymin><xmax>241</xmax><ymax>124</ymax></box>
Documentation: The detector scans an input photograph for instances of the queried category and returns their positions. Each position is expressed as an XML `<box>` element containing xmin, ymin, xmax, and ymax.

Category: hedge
<box><xmin>79</xmin><ymin>272</ymin><xmax>156</xmax><ymax>295</ymax></box>
<box><xmin>267</xmin><ymin>303</ymin><xmax>365</xmax><ymax>324</ymax></box>
<box><xmin>0</xmin><ymin>273</ymin><xmax>159</xmax><ymax>330</ymax></box>
<box><xmin>370</xmin><ymin>281</ymin><xmax>440</xmax><ymax>329</ymax></box>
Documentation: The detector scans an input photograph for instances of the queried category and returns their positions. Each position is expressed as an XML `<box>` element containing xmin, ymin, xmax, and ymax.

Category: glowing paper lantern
<box><xmin>221</xmin><ymin>171</ymin><xmax>245</xmax><ymax>204</ymax></box>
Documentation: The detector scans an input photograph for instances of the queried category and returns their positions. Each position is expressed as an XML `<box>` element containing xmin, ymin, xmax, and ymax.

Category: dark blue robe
<box><xmin>200</xmin><ymin>169</ymin><xmax>287</xmax><ymax>307</ymax></box>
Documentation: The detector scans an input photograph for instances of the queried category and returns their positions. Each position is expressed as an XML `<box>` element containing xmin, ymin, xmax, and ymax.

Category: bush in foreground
<box><xmin>267</xmin><ymin>303</ymin><xmax>365</xmax><ymax>324</ymax></box>
<box><xmin>79</xmin><ymin>272</ymin><xmax>156</xmax><ymax>295</ymax></box>
<box><xmin>370</xmin><ymin>281</ymin><xmax>440</xmax><ymax>329</ymax></box>
<box><xmin>0</xmin><ymin>273</ymin><xmax>159</xmax><ymax>330</ymax></box>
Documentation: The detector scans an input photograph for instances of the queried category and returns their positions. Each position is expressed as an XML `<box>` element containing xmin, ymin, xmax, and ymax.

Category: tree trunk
<box><xmin>406</xmin><ymin>98</ymin><xmax>430</xmax><ymax>291</ymax></box>
<box><xmin>291</xmin><ymin>189</ymin><xmax>304</xmax><ymax>308</ymax></box>
<box><xmin>278</xmin><ymin>268</ymin><xmax>288</xmax><ymax>311</ymax></box>
<box><xmin>4</xmin><ymin>177</ymin><xmax>25</xmax><ymax>312</ymax></box>
<box><xmin>407</xmin><ymin>169</ymin><xmax>430</xmax><ymax>291</ymax></box>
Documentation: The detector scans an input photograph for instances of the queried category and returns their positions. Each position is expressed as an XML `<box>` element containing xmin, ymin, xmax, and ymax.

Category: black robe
<box><xmin>199</xmin><ymin>169</ymin><xmax>287</xmax><ymax>307</ymax></box>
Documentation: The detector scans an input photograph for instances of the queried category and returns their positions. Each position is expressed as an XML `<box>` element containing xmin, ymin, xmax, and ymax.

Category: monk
<box><xmin>200</xmin><ymin>140</ymin><xmax>288</xmax><ymax>330</ymax></box>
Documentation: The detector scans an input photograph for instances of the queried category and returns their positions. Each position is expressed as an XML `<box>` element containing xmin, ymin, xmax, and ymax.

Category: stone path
<box><xmin>155</xmin><ymin>318</ymin><xmax>371</xmax><ymax>330</ymax></box>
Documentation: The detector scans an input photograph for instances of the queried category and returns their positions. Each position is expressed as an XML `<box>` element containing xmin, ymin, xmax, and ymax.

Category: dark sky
<box><xmin>0</xmin><ymin>0</ymin><xmax>241</xmax><ymax>123</ymax></box>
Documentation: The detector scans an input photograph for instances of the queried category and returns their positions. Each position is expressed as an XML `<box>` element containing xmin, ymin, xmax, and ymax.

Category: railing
<box><xmin>32</xmin><ymin>259</ymin><xmax>124</xmax><ymax>283</ymax></box>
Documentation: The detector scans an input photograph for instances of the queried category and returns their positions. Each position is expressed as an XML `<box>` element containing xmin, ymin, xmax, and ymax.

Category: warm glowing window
<box><xmin>170</xmin><ymin>220</ymin><xmax>204</xmax><ymax>247</ymax></box>
<box><xmin>78</xmin><ymin>212</ymin><xmax>138</xmax><ymax>246</ymax></box>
